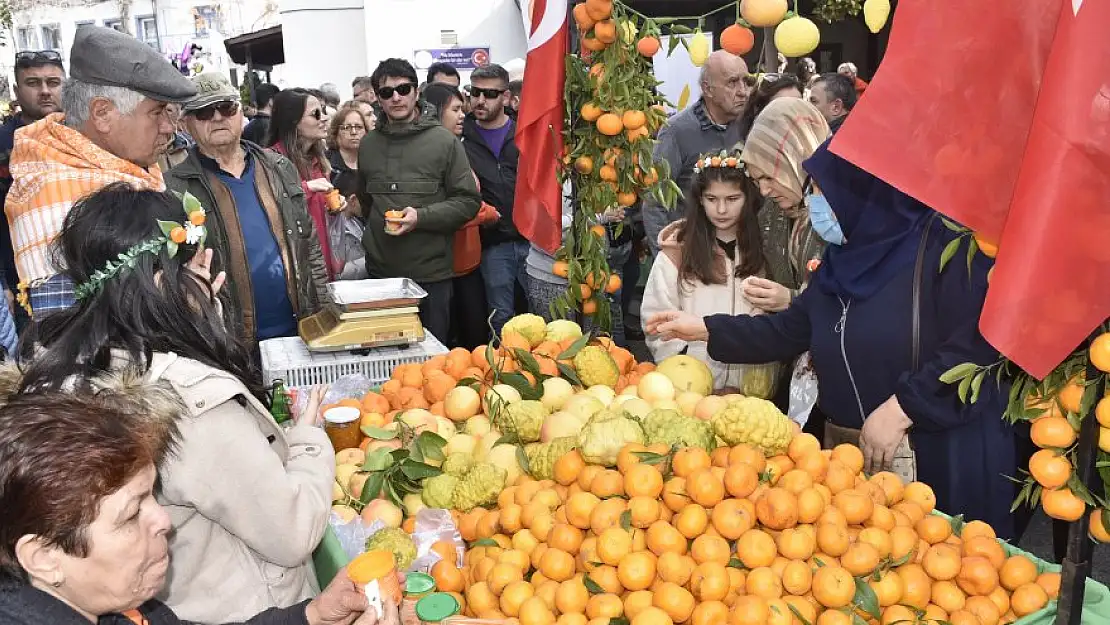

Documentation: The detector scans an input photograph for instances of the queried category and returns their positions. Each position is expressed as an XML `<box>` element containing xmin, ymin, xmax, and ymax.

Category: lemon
<box><xmin>774</xmin><ymin>16</ymin><xmax>820</xmax><ymax>58</ymax></box>
<box><xmin>688</xmin><ymin>31</ymin><xmax>710</xmax><ymax>67</ymax></box>
<box><xmin>864</xmin><ymin>0</ymin><xmax>891</xmax><ymax>33</ymax></box>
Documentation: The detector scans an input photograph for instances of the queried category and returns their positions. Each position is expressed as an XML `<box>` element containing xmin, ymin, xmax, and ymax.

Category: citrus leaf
<box><xmin>853</xmin><ymin>577</ymin><xmax>881</xmax><ymax>619</ymax></box>
<box><xmin>967</xmin><ymin>236</ymin><xmax>979</xmax><ymax>273</ymax></box>
<box><xmin>557</xmin><ymin>362</ymin><xmax>583</xmax><ymax>387</ymax></box>
<box><xmin>939</xmin><ymin>237</ymin><xmax>961</xmax><ymax>273</ymax></box>
<box><xmin>632</xmin><ymin>451</ymin><xmax>669</xmax><ymax>465</ymax></box>
<box><xmin>471</xmin><ymin>538</ymin><xmax>499</xmax><ymax>547</ymax></box>
<box><xmin>620</xmin><ymin>510</ymin><xmax>632</xmax><ymax>531</ymax></box>
<box><xmin>399</xmin><ymin>460</ymin><xmax>442</xmax><ymax>481</ymax></box>
<box><xmin>958</xmin><ymin>374</ymin><xmax>973</xmax><ymax>403</ymax></box>
<box><xmin>970</xmin><ymin>371</ymin><xmax>985</xmax><ymax>404</ymax></box>
<box><xmin>361</xmin><ymin>426</ymin><xmax>398</xmax><ymax>440</ymax></box>
<box><xmin>414</xmin><ymin>431</ymin><xmax>447</xmax><ymax>462</ymax></box>
<box><xmin>557</xmin><ymin>333</ymin><xmax>592</xmax><ymax>360</ymax></box>
<box><xmin>939</xmin><ymin>362</ymin><xmax>977</xmax><ymax>385</ymax></box>
<box><xmin>942</xmin><ymin>218</ymin><xmax>965</xmax><ymax>232</ymax></box>
<box><xmin>583</xmin><ymin>575</ymin><xmax>604</xmax><ymax>595</ymax></box>
<box><xmin>517</xmin><ymin>445</ymin><xmax>532</xmax><ymax>474</ymax></box>
<box><xmin>360</xmin><ymin>471</ymin><xmax>385</xmax><ymax>505</ymax></box>
<box><xmin>362</xmin><ymin>448</ymin><xmax>395</xmax><ymax>472</ymax></box>
<box><xmin>727</xmin><ymin>557</ymin><xmax>745</xmax><ymax>569</ymax></box>
<box><xmin>788</xmin><ymin>603</ymin><xmax>815</xmax><ymax>625</ymax></box>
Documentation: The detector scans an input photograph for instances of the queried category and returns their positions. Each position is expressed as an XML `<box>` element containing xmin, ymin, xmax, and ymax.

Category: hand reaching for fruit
<box><xmin>644</xmin><ymin>311</ymin><xmax>709</xmax><ymax>342</ymax></box>
<box><xmin>297</xmin><ymin>384</ymin><xmax>330</xmax><ymax>427</ymax></box>
<box><xmin>384</xmin><ymin>207</ymin><xmax>418</xmax><ymax>236</ymax></box>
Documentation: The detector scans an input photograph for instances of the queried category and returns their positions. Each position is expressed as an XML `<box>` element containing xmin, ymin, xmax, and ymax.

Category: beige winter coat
<box><xmin>642</xmin><ymin>220</ymin><xmax>777</xmax><ymax>394</ymax></box>
<box><xmin>142</xmin><ymin>352</ymin><xmax>336</xmax><ymax>624</ymax></box>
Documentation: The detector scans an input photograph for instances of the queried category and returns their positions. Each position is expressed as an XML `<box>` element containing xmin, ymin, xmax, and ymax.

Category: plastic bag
<box><xmin>291</xmin><ymin>374</ymin><xmax>376</xmax><ymax>425</ymax></box>
<box><xmin>330</xmin><ymin>513</ymin><xmax>383</xmax><ymax>562</ymax></box>
<box><xmin>788</xmin><ymin>352</ymin><xmax>819</xmax><ymax>427</ymax></box>
<box><xmin>409</xmin><ymin>508</ymin><xmax>464</xmax><ymax>573</ymax></box>
<box><xmin>327</xmin><ymin>212</ymin><xmax>369</xmax><ymax>280</ymax></box>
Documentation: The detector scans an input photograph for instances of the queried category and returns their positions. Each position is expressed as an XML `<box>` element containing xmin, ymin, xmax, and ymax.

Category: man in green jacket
<box><xmin>166</xmin><ymin>73</ymin><xmax>329</xmax><ymax>348</ymax></box>
<box><xmin>357</xmin><ymin>58</ymin><xmax>481</xmax><ymax>342</ymax></box>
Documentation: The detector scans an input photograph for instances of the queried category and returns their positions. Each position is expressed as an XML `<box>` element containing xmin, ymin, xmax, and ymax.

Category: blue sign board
<box><xmin>413</xmin><ymin>47</ymin><xmax>492</xmax><ymax>71</ymax></box>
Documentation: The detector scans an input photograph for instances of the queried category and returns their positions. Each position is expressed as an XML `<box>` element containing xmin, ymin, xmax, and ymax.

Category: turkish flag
<box><xmin>513</xmin><ymin>0</ymin><xmax>568</xmax><ymax>254</ymax></box>
<box><xmin>830</xmin><ymin>0</ymin><xmax>1110</xmax><ymax>379</ymax></box>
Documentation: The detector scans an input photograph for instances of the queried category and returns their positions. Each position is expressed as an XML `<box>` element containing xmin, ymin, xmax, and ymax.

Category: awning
<box><xmin>224</xmin><ymin>25</ymin><xmax>284</xmax><ymax>67</ymax></box>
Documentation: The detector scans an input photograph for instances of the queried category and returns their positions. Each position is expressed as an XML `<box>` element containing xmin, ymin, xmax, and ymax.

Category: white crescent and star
<box><xmin>525</xmin><ymin>0</ymin><xmax>566</xmax><ymax>50</ymax></box>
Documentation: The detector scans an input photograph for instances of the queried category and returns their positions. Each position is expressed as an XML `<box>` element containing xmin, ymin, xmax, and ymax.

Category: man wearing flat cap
<box><xmin>5</xmin><ymin>25</ymin><xmax>197</xmax><ymax>317</ymax></box>
<box><xmin>166</xmin><ymin>73</ymin><xmax>329</xmax><ymax>347</ymax></box>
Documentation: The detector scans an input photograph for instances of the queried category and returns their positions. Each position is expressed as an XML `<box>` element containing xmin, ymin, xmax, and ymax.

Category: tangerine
<box><xmin>812</xmin><ymin>566</ymin><xmax>856</xmax><ymax>608</ymax></box>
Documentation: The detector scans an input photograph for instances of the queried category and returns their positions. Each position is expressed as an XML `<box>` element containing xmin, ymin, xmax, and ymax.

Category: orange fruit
<box><xmin>787</xmin><ymin>433</ymin><xmax>821</xmax><ymax>461</ymax></box>
<box><xmin>745</xmin><ymin>566</ymin><xmax>783</xmax><ymax>599</ymax></box>
<box><xmin>816</xmin><ymin>522</ymin><xmax>851</xmax><ymax>557</ymax></box>
<box><xmin>690</xmin><ymin>600</ymin><xmax>729</xmax><ymax>625</ymax></box>
<box><xmin>500</xmin><ymin>580</ymin><xmax>535</xmax><ymax>617</ymax></box>
<box><xmin>589</xmin><ymin>498</ymin><xmax>627</xmax><ymax>535</ymax></box>
<box><xmin>869</xmin><ymin>472</ymin><xmax>905</xmax><ymax>505</ymax></box>
<box><xmin>932</xmin><ymin>580</ymin><xmax>967</xmax><ymax>613</ymax></box>
<box><xmin>812</xmin><ymin>566</ymin><xmax>856</xmax><ymax>608</ymax></box>
<box><xmin>881</xmin><ymin>605</ymin><xmax>917</xmax><ymax>625</ymax></box>
<box><xmin>630</xmin><ymin>606</ymin><xmax>673</xmax><ymax>625</ymax></box>
<box><xmin>1035</xmin><ymin>572</ymin><xmax>1061</xmax><ymax>598</ymax></box>
<box><xmin>1011</xmin><ymin>582</ymin><xmax>1049</xmax><ymax>617</ymax></box>
<box><xmin>589</xmin><ymin>565</ymin><xmax>622</xmax><ymax>594</ymax></box>
<box><xmin>646</xmin><ymin>520</ymin><xmax>687</xmax><ymax>556</ymax></box>
<box><xmin>674</xmin><ymin>504</ymin><xmax>710</xmax><ymax>539</ymax></box>
<box><xmin>858</xmin><ymin>527</ymin><xmax>893</xmax><ymax>559</ymax></box>
<box><xmin>1058</xmin><ymin>379</ymin><xmax>1085</xmax><ymax>415</ymax></box>
<box><xmin>823</xmin><ymin>460</ymin><xmax>857</xmax><ymax>494</ymax></box>
<box><xmin>686</xmin><ymin>468</ymin><xmax>726</xmax><ymax>507</ymax></box>
<box><xmin>988</xmin><ymin>586</ymin><xmax>1011</xmax><ymax>616</ymax></box>
<box><xmin>736</xmin><ymin>528</ymin><xmax>777</xmax><ymax>568</ymax></box>
<box><xmin>466</xmin><ymin>581</ymin><xmax>497</xmax><ymax>615</ymax></box>
<box><xmin>1091</xmin><ymin>332</ymin><xmax>1110</xmax><ymax>372</ymax></box>
<box><xmin>488</xmin><ymin>562</ymin><xmax>524</xmax><ymax>594</ymax></box>
<box><xmin>956</xmin><ymin>556</ymin><xmax>999</xmax><ymax>596</ymax></box>
<box><xmin>688</xmin><ymin>534</ymin><xmax>729</xmax><ymax>566</ymax></box>
<box><xmin>903</xmin><ymin>482</ymin><xmax>937</xmax><ymax>513</ymax></box>
<box><xmin>554</xmin><ymin>451</ymin><xmax>586</xmax><ymax>486</ymax></box>
<box><xmin>1090</xmin><ymin>509</ymin><xmax>1110</xmax><ymax>543</ymax></box>
<box><xmin>1029</xmin><ymin>449</ymin><xmax>1072</xmax><ymax>489</ymax></box>
<box><xmin>519</xmin><ymin>595</ymin><xmax>556</xmax><ymax>624</ymax></box>
<box><xmin>870</xmin><ymin>570</ymin><xmax>905</xmax><ymax>607</ymax></box>
<box><xmin>549</xmin><ymin>524</ymin><xmax>585</xmax><ymax>555</ymax></box>
<box><xmin>966</xmin><ymin>595</ymin><xmax>1002</xmax><ymax>625</ymax></box>
<box><xmin>962</xmin><ymin>535</ymin><xmax>1006</xmax><ymax>569</ymax></box>
<box><xmin>834</xmin><ymin>489</ymin><xmax>874</xmax><ymax>525</ymax></box>
<box><xmin>724</xmin><ymin>462</ymin><xmax>760</xmax><ymax>498</ymax></box>
<box><xmin>830</xmin><ymin>444</ymin><xmax>864</xmax><ymax>474</ymax></box>
<box><xmin>596</xmin><ymin>527</ymin><xmax>632</xmax><ymax>565</ymax></box>
<box><xmin>756</xmin><ymin>487</ymin><xmax>800</xmax><ymax>530</ymax></box>
<box><xmin>690</xmin><ymin>562</ymin><xmax>731</xmax><ymax>601</ymax></box>
<box><xmin>841</xmin><ymin>541</ymin><xmax>881</xmax><ymax>577</ymax></box>
<box><xmin>662</xmin><ymin>477</ymin><xmax>690</xmax><ymax>512</ymax></box>
<box><xmin>729</xmin><ymin>444</ymin><xmax>767</xmax><ymax>471</ymax></box>
<box><xmin>797</xmin><ymin>488</ymin><xmax>826</xmax><ymax>524</ymax></box>
<box><xmin>565</xmin><ymin>492</ymin><xmax>600</xmax><ymax>529</ymax></box>
<box><xmin>623</xmin><ymin>590</ymin><xmax>654</xmax><ymax>620</ymax></box>
<box><xmin>897</xmin><ymin>563</ymin><xmax>932</xmax><ymax>609</ymax></box>
<box><xmin>1041</xmin><ymin>486</ymin><xmax>1085</xmax><ymax>521</ymax></box>
<box><xmin>625</xmin><ymin>464</ymin><xmax>664</xmax><ymax>498</ymax></box>
<box><xmin>617</xmin><ymin>551</ymin><xmax>657</xmax><ymax>591</ymax></box>
<box><xmin>781</xmin><ymin>560</ymin><xmax>813</xmax><ymax>596</ymax></box>
<box><xmin>673</xmin><ymin>447</ymin><xmax>713</xmax><ymax>477</ymax></box>
<box><xmin>923</xmin><ymin>543</ymin><xmax>962</xmax><ymax>581</ymax></box>
<box><xmin>776</xmin><ymin>527</ymin><xmax>816</xmax><ymax>561</ymax></box>
<box><xmin>628</xmin><ymin>496</ymin><xmax>662</xmax><ymax>528</ymax></box>
<box><xmin>916</xmin><ymin>514</ymin><xmax>954</xmax><ymax>544</ymax></box>
<box><xmin>432</xmin><ymin>560</ymin><xmax>465</xmax><ymax>593</ymax></box>
<box><xmin>1031</xmin><ymin>415</ymin><xmax>1078</xmax><ymax>448</ymax></box>
<box><xmin>730</xmin><ymin>595</ymin><xmax>769</xmax><ymax>625</ymax></box>
<box><xmin>889</xmin><ymin>525</ymin><xmax>919</xmax><ymax>561</ymax></box>
<box><xmin>554</xmin><ymin>578</ymin><xmax>589</xmax><ymax>615</ymax></box>
<box><xmin>657</xmin><ymin>552</ymin><xmax>695</xmax><ymax>585</ymax></box>
<box><xmin>652</xmin><ymin>582</ymin><xmax>695</xmax><ymax>622</ymax></box>
<box><xmin>712</xmin><ymin>497</ymin><xmax>756</xmax><ymax>540</ymax></box>
<box><xmin>961</xmin><ymin>519</ymin><xmax>997</xmax><ymax>542</ymax></box>
<box><xmin>596</xmin><ymin>113</ymin><xmax>623</xmax><ymax>136</ymax></box>
<box><xmin>585</xmin><ymin>593</ymin><xmax>623</xmax><ymax>620</ymax></box>
<box><xmin>948</xmin><ymin>609</ymin><xmax>982</xmax><ymax>625</ymax></box>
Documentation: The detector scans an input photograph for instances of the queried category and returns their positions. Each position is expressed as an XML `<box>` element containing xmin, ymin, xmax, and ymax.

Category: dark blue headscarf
<box><xmin>804</xmin><ymin>139</ymin><xmax>935</xmax><ymax>300</ymax></box>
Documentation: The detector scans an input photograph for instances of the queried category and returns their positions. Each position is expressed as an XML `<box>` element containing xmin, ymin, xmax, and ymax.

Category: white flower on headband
<box><xmin>184</xmin><ymin>223</ymin><xmax>205</xmax><ymax>245</ymax></box>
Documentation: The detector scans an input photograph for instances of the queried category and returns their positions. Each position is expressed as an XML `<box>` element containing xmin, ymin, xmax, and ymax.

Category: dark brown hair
<box><xmin>0</xmin><ymin>392</ymin><xmax>178</xmax><ymax>582</ymax></box>
<box><xmin>266</xmin><ymin>88</ymin><xmax>331</xmax><ymax>179</ymax></box>
<box><xmin>327</xmin><ymin>102</ymin><xmax>371</xmax><ymax>150</ymax></box>
<box><xmin>677</xmin><ymin>164</ymin><xmax>764</xmax><ymax>288</ymax></box>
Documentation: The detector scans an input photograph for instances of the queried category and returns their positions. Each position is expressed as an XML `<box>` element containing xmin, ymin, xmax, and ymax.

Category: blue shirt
<box><xmin>476</xmin><ymin>121</ymin><xmax>513</xmax><ymax>160</ymax></box>
<box><xmin>204</xmin><ymin>151</ymin><xmax>297</xmax><ymax>340</ymax></box>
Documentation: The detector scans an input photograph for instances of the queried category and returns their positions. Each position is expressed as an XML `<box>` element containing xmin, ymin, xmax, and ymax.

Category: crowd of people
<box><xmin>0</xmin><ymin>18</ymin><xmax>1034</xmax><ymax>625</ymax></box>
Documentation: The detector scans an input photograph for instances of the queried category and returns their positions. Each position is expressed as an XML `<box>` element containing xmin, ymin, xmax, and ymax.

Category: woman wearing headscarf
<box><xmin>646</xmin><ymin>141</ymin><xmax>1031</xmax><ymax>540</ymax></box>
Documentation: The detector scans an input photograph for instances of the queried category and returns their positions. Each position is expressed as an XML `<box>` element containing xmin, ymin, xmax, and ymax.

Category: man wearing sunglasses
<box><xmin>0</xmin><ymin>50</ymin><xmax>65</xmax><ymax>327</ymax></box>
<box><xmin>460</xmin><ymin>63</ymin><xmax>523</xmax><ymax>337</ymax></box>
<box><xmin>356</xmin><ymin>58</ymin><xmax>480</xmax><ymax>343</ymax></box>
<box><xmin>6</xmin><ymin>25</ymin><xmax>196</xmax><ymax>319</ymax></box>
<box><xmin>165</xmin><ymin>73</ymin><xmax>329</xmax><ymax>347</ymax></box>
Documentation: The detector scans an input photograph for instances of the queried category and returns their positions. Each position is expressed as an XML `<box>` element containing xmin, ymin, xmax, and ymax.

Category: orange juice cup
<box><xmin>348</xmin><ymin>551</ymin><xmax>402</xmax><ymax>617</ymax></box>
<box><xmin>325</xmin><ymin>189</ymin><xmax>343</xmax><ymax>210</ymax></box>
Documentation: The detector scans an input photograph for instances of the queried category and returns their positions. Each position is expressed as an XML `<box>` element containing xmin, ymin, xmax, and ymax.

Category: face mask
<box><xmin>807</xmin><ymin>192</ymin><xmax>846</xmax><ymax>245</ymax></box>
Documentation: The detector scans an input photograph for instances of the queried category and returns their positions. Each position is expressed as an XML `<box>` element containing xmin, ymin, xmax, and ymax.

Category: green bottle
<box><xmin>270</xmin><ymin>379</ymin><xmax>292</xmax><ymax>425</ymax></box>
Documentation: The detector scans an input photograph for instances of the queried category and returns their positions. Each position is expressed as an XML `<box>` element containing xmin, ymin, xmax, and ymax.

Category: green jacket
<box><xmin>356</xmin><ymin>102</ymin><xmax>481</xmax><ymax>283</ymax></box>
<box><xmin>165</xmin><ymin>142</ymin><xmax>329</xmax><ymax>346</ymax></box>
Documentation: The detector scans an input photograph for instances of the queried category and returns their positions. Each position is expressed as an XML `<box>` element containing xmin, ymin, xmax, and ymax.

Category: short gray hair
<box><xmin>61</xmin><ymin>78</ymin><xmax>145</xmax><ymax>129</ymax></box>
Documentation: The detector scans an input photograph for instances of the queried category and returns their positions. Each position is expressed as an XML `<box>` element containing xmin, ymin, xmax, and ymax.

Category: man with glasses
<box><xmin>461</xmin><ymin>63</ymin><xmax>523</xmax><ymax>336</ymax></box>
<box><xmin>6</xmin><ymin>25</ymin><xmax>196</xmax><ymax>318</ymax></box>
<box><xmin>356</xmin><ymin>58</ymin><xmax>480</xmax><ymax>343</ymax></box>
<box><xmin>165</xmin><ymin>73</ymin><xmax>328</xmax><ymax>346</ymax></box>
<box><xmin>0</xmin><ymin>50</ymin><xmax>65</xmax><ymax>324</ymax></box>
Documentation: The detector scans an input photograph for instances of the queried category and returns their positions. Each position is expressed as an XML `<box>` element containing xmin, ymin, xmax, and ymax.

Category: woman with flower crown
<box><xmin>17</xmin><ymin>183</ymin><xmax>335</xmax><ymax>623</ymax></box>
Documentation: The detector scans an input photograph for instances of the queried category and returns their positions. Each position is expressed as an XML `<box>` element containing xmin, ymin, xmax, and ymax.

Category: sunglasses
<box><xmin>15</xmin><ymin>50</ymin><xmax>63</xmax><ymax>66</ymax></box>
<box><xmin>307</xmin><ymin>107</ymin><xmax>326</xmax><ymax>121</ymax></box>
<box><xmin>191</xmin><ymin>100</ymin><xmax>240</xmax><ymax>121</ymax></box>
<box><xmin>376</xmin><ymin>83</ymin><xmax>417</xmax><ymax>100</ymax></box>
<box><xmin>469</xmin><ymin>87</ymin><xmax>507</xmax><ymax>100</ymax></box>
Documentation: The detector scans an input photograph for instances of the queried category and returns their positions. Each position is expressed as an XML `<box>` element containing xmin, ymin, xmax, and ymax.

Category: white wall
<box><xmin>277</xmin><ymin>0</ymin><xmax>368</xmax><ymax>96</ymax></box>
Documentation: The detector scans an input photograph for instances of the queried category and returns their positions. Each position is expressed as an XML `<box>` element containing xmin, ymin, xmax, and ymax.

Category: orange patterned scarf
<box><xmin>5</xmin><ymin>113</ymin><xmax>165</xmax><ymax>285</ymax></box>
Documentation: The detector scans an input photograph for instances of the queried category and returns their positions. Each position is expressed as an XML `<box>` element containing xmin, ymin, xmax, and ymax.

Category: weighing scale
<box><xmin>298</xmin><ymin>279</ymin><xmax>428</xmax><ymax>352</ymax></box>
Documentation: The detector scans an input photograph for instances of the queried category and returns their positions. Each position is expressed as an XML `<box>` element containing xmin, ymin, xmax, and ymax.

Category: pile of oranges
<box><xmin>432</xmin><ymin>435</ymin><xmax>1059</xmax><ymax>625</ymax></box>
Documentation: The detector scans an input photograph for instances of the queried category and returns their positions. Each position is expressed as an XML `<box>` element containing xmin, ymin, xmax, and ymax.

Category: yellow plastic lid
<box><xmin>348</xmin><ymin>550</ymin><xmax>396</xmax><ymax>584</ymax></box>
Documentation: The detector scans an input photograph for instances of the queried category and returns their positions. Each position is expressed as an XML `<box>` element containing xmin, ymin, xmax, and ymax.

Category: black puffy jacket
<box><xmin>461</xmin><ymin>115</ymin><xmax>521</xmax><ymax>246</ymax></box>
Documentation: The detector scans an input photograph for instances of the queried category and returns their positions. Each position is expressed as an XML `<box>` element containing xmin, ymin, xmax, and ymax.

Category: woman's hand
<box><xmin>296</xmin><ymin>384</ymin><xmax>330</xmax><ymax>427</ymax></box>
<box><xmin>742</xmin><ymin>277</ymin><xmax>792</xmax><ymax>313</ymax></box>
<box><xmin>644</xmin><ymin>311</ymin><xmax>708</xmax><ymax>342</ymax></box>
<box><xmin>303</xmin><ymin>568</ymin><xmax>402</xmax><ymax>625</ymax></box>
<box><xmin>307</xmin><ymin>178</ymin><xmax>334</xmax><ymax>193</ymax></box>
<box><xmin>860</xmin><ymin>395</ymin><xmax>913</xmax><ymax>474</ymax></box>
<box><xmin>352</xmin><ymin>600</ymin><xmax>400</xmax><ymax>625</ymax></box>
<box><xmin>185</xmin><ymin>247</ymin><xmax>227</xmax><ymax>317</ymax></box>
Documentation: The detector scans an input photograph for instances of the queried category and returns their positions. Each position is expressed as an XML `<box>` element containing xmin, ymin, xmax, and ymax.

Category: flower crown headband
<box><xmin>73</xmin><ymin>191</ymin><xmax>209</xmax><ymax>301</ymax></box>
<box><xmin>692</xmin><ymin>149</ymin><xmax>745</xmax><ymax>175</ymax></box>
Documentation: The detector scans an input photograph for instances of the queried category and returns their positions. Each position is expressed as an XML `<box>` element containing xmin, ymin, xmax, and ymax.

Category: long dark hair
<box><xmin>677</xmin><ymin>165</ymin><xmax>764</xmax><ymax>287</ymax></box>
<box><xmin>422</xmin><ymin>82</ymin><xmax>463</xmax><ymax>121</ymax></box>
<box><xmin>19</xmin><ymin>184</ymin><xmax>263</xmax><ymax>400</ymax></box>
<box><xmin>736</xmin><ymin>74</ymin><xmax>805</xmax><ymax>141</ymax></box>
<box><xmin>266</xmin><ymin>87</ymin><xmax>330</xmax><ymax>179</ymax></box>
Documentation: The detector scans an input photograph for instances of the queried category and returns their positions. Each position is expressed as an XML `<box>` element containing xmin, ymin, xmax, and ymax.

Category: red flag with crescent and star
<box><xmin>830</xmin><ymin>0</ymin><xmax>1110</xmax><ymax>379</ymax></box>
<box><xmin>513</xmin><ymin>0</ymin><xmax>568</xmax><ymax>254</ymax></box>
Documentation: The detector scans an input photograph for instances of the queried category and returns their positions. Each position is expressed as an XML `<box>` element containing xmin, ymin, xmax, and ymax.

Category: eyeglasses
<box><xmin>307</xmin><ymin>108</ymin><xmax>326</xmax><ymax>121</ymax></box>
<box><xmin>339</xmin><ymin>124</ymin><xmax>366</xmax><ymax>133</ymax></box>
<box><xmin>190</xmin><ymin>100</ymin><xmax>240</xmax><ymax>121</ymax></box>
<box><xmin>376</xmin><ymin>83</ymin><xmax>417</xmax><ymax>100</ymax></box>
<box><xmin>15</xmin><ymin>50</ymin><xmax>63</xmax><ymax>66</ymax></box>
<box><xmin>469</xmin><ymin>87</ymin><xmax>507</xmax><ymax>100</ymax></box>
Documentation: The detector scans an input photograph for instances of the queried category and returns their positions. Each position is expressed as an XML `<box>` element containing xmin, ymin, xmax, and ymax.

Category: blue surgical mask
<box><xmin>807</xmin><ymin>192</ymin><xmax>845</xmax><ymax>245</ymax></box>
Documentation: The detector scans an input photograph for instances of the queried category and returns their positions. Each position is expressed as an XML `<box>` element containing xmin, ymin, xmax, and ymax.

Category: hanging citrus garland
<box><xmin>939</xmin><ymin>231</ymin><xmax>1110</xmax><ymax>543</ymax></box>
<box><xmin>554</xmin><ymin>0</ymin><xmax>680</xmax><ymax>328</ymax></box>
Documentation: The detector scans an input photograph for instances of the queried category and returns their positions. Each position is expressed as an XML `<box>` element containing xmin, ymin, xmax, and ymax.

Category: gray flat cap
<box><xmin>69</xmin><ymin>25</ymin><xmax>196</xmax><ymax>103</ymax></box>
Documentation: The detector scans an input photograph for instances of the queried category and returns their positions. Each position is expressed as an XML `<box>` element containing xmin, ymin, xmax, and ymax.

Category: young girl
<box><xmin>641</xmin><ymin>151</ymin><xmax>778</xmax><ymax>395</ymax></box>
